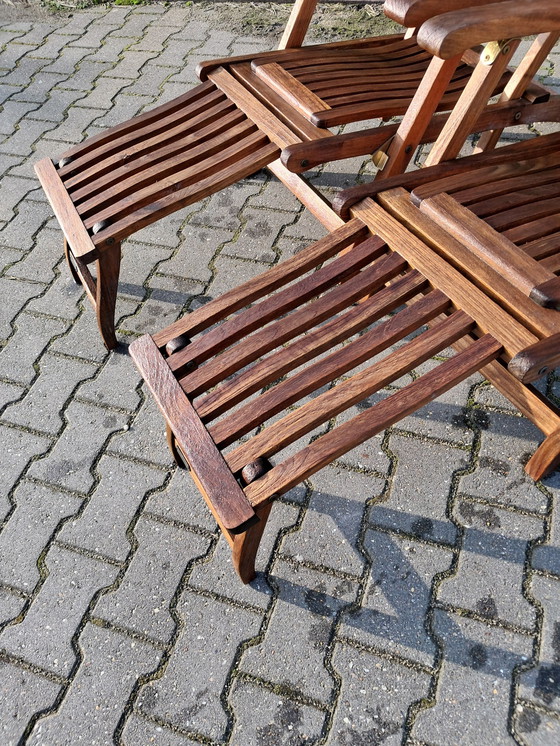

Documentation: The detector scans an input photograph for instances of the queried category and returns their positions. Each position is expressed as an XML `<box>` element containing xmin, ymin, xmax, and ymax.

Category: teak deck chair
<box><xmin>129</xmin><ymin>4</ymin><xmax>560</xmax><ymax>583</ymax></box>
<box><xmin>34</xmin><ymin>0</ymin><xmax>556</xmax><ymax>349</ymax></box>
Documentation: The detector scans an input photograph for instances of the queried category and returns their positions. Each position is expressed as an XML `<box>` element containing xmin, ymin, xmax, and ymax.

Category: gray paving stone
<box><xmin>0</xmin><ymin>311</ymin><xmax>69</xmax><ymax>386</ymax></box>
<box><xmin>459</xmin><ymin>411</ymin><xmax>549</xmax><ymax>513</ymax></box>
<box><xmin>240</xmin><ymin>559</ymin><xmax>357</xmax><ymax>704</ymax></box>
<box><xmin>58</xmin><ymin>60</ymin><xmax>113</xmax><ymax>92</ymax></box>
<box><xmin>0</xmin><ymin>56</ymin><xmax>51</xmax><ymax>89</ymax></box>
<box><xmin>0</xmin><ymin>660</ymin><xmax>60</xmax><ymax>746</ymax></box>
<box><xmin>108</xmin><ymin>393</ymin><xmax>172</xmax><ymax>467</ymax></box>
<box><xmin>121</xmin><ymin>714</ymin><xmax>200</xmax><ymax>746</ymax></box>
<box><xmin>58</xmin><ymin>454</ymin><xmax>165</xmax><ymax>562</ymax></box>
<box><xmin>331</xmin><ymin>407</ymin><xmax>393</xmax><ymax>474</ymax></box>
<box><xmin>43</xmin><ymin>104</ymin><xmax>103</xmax><ymax>145</ymax></box>
<box><xmin>26</xmin><ymin>623</ymin><xmax>161</xmax><ymax>746</ymax></box>
<box><xmin>227</xmin><ymin>677</ymin><xmax>326</xmax><ymax>746</ymax></box>
<box><xmin>0</xmin><ymin>176</ymin><xmax>38</xmax><ymax>223</ymax></box>
<box><xmin>397</xmin><ymin>367</ymin><xmax>480</xmax><ymax>446</ymax></box>
<box><xmin>12</xmin><ymin>71</ymin><xmax>67</xmax><ymax>104</ymax></box>
<box><xmin>156</xmin><ymin>224</ymin><xmax>231</xmax><ymax>284</ymax></box>
<box><xmin>0</xmin><ymin>422</ymin><xmax>50</xmax><ymax>521</ymax></box>
<box><xmin>329</xmin><ymin>642</ymin><xmax>431</xmax><ymax>746</ymax></box>
<box><xmin>48</xmin><ymin>307</ymin><xmax>127</xmax><ymax>362</ymax></box>
<box><xmin>1</xmin><ymin>201</ymin><xmax>56</xmax><ymax>257</ymax></box>
<box><xmin>67</xmin><ymin>21</ymin><xmax>120</xmax><ymax>50</ymax></box>
<box><xmin>281</xmin><ymin>466</ymin><xmax>381</xmax><ymax>576</ymax></box>
<box><xmin>28</xmin><ymin>32</ymin><xmax>80</xmax><ymax>61</ymax></box>
<box><xmin>369</xmin><ymin>434</ymin><xmax>465</xmax><ymax>545</ymax></box>
<box><xmin>143</xmin><ymin>466</ymin><xmax>218</xmax><ymax>534</ymax></box>
<box><xmin>437</xmin><ymin>499</ymin><xmax>543</xmax><ymax>630</ymax></box>
<box><xmin>94</xmin><ymin>516</ymin><xmax>210</xmax><ymax>643</ymax></box>
<box><xmin>411</xmin><ymin>610</ymin><xmax>533</xmax><ymax>745</ymax></box>
<box><xmin>3</xmin><ymin>352</ymin><xmax>96</xmax><ymax>434</ymax></box>
<box><xmin>38</xmin><ymin>45</ymin><xmax>91</xmax><ymax>77</ymax></box>
<box><xmin>519</xmin><ymin>573</ymin><xmax>560</xmax><ymax>714</ymax></box>
<box><xmin>76</xmin><ymin>347</ymin><xmax>142</xmax><ymax>412</ymax></box>
<box><xmin>0</xmin><ymin>380</ymin><xmax>23</xmax><ymax>411</ymax></box>
<box><xmin>532</xmin><ymin>473</ymin><xmax>560</xmax><ymax>576</ymax></box>
<box><xmin>0</xmin><ymin>481</ymin><xmax>80</xmax><ymax>592</ymax></box>
<box><xmin>103</xmin><ymin>50</ymin><xmax>159</xmax><ymax>81</ymax></box>
<box><xmin>222</xmin><ymin>207</ymin><xmax>294</xmax><ymax>263</ymax></box>
<box><xmin>6</xmin><ymin>117</ymin><xmax>57</xmax><ymax>157</ymax></box>
<box><xmin>27</xmin><ymin>264</ymin><xmax>84</xmax><ymax>326</ymax></box>
<box><xmin>0</xmin><ymin>100</ymin><xmax>40</xmax><ymax>135</ymax></box>
<box><xmin>190</xmin><ymin>182</ymin><xmax>262</xmax><ymax>231</ymax></box>
<box><xmin>339</xmin><ymin>528</ymin><xmax>452</xmax><ymax>668</ymax></box>
<box><xmin>513</xmin><ymin>703</ymin><xmax>560</xmax><ymax>745</ymax></box>
<box><xmin>117</xmin><ymin>240</ymin><xmax>175</xmax><ymax>301</ymax></box>
<box><xmin>0</xmin><ymin>544</ymin><xmax>117</xmax><ymax>676</ymax></box>
<box><xmin>27</xmin><ymin>399</ymin><xmax>128</xmax><ymax>494</ymax></box>
<box><xmin>0</xmin><ymin>588</ymin><xmax>26</xmax><ymax>626</ymax></box>
<box><xmin>135</xmin><ymin>590</ymin><xmax>261</xmax><ymax>741</ymax></box>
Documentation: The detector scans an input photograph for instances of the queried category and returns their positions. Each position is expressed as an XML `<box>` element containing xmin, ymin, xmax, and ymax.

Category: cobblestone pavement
<box><xmin>1</xmin><ymin>3</ymin><xmax>560</xmax><ymax>744</ymax></box>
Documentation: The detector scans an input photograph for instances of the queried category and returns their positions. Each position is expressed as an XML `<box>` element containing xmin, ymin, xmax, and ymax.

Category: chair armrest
<box><xmin>384</xmin><ymin>0</ymin><xmax>514</xmax><ymax>28</ymax></box>
<box><xmin>418</xmin><ymin>0</ymin><xmax>560</xmax><ymax>59</ymax></box>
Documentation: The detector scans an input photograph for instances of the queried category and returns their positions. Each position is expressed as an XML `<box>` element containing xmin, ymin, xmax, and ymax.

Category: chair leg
<box><xmin>95</xmin><ymin>245</ymin><xmax>121</xmax><ymax>350</ymax></box>
<box><xmin>525</xmin><ymin>428</ymin><xmax>560</xmax><ymax>481</ymax></box>
<box><xmin>64</xmin><ymin>238</ymin><xmax>82</xmax><ymax>285</ymax></box>
<box><xmin>166</xmin><ymin>423</ymin><xmax>187</xmax><ymax>468</ymax></box>
<box><xmin>231</xmin><ymin>501</ymin><xmax>273</xmax><ymax>584</ymax></box>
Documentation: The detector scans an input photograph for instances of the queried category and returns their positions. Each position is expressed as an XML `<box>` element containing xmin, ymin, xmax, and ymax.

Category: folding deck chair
<box><xmin>34</xmin><ymin>0</ymin><xmax>556</xmax><ymax>348</ymax></box>
<box><xmin>130</xmin><ymin>2</ymin><xmax>560</xmax><ymax>582</ymax></box>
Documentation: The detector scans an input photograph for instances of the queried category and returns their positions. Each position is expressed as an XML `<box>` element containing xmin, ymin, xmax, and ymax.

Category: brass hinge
<box><xmin>372</xmin><ymin>135</ymin><xmax>395</xmax><ymax>170</ymax></box>
<box><xmin>482</xmin><ymin>38</ymin><xmax>519</xmax><ymax>65</ymax></box>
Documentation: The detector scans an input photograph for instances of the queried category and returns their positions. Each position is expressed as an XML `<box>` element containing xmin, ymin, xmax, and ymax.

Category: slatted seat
<box><xmin>35</xmin><ymin>0</ymin><xmax>558</xmax><ymax>349</ymax></box>
<box><xmin>130</xmin><ymin>1</ymin><xmax>560</xmax><ymax>583</ymax></box>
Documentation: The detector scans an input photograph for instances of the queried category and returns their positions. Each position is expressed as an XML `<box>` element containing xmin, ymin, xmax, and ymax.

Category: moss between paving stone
<box><xmin>24</xmin><ymin>0</ymin><xmax>398</xmax><ymax>41</ymax></box>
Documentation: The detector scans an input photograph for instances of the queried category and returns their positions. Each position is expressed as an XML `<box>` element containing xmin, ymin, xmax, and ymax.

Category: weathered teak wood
<box><xmin>130</xmin><ymin>195</ymin><xmax>560</xmax><ymax>581</ymax></box>
<box><xmin>35</xmin><ymin>0</ymin><xmax>560</xmax><ymax>348</ymax></box>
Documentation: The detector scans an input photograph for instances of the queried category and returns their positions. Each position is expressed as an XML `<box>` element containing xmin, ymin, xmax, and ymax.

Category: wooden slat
<box><xmin>61</xmin><ymin>86</ymin><xmax>226</xmax><ymax>179</ymax></box>
<box><xmin>129</xmin><ymin>335</ymin><xmax>256</xmax><ymax>532</ymax></box>
<box><xmin>208</xmin><ymin>66</ymin><xmax>303</xmax><ymax>149</ymax></box>
<box><xmin>194</xmin><ymin>269</ymin><xmax>428</xmax><ymax>421</ymax></box>
<box><xmin>333</xmin><ymin>124</ymin><xmax>560</xmax><ymax>216</ymax></box>
<box><xmin>168</xmin><ymin>234</ymin><xmax>386</xmax><ymax>376</ymax></box>
<box><xmin>182</xmin><ymin>251</ymin><xmax>406</xmax><ymax>397</ymax></box>
<box><xmin>475</xmin><ymin>32</ymin><xmax>560</xmax><ymax>152</ymax></box>
<box><xmin>377</xmin><ymin>188</ymin><xmax>560</xmax><ymax>336</ymax></box>
<box><xmin>34</xmin><ymin>158</ymin><xmax>99</xmax><ymax>262</ymax></box>
<box><xmin>243</xmin><ymin>334</ymin><xmax>502</xmax><ymax>504</ymax></box>
<box><xmin>75</xmin><ymin>118</ymin><xmax>255</xmax><ymax>215</ymax></box>
<box><xmin>83</xmin><ymin>129</ymin><xmax>271</xmax><ymax>227</ymax></box>
<box><xmin>226</xmin><ymin>309</ymin><xmax>474</xmax><ymax>473</ymax></box>
<box><xmin>278</xmin><ymin>0</ymin><xmax>318</xmax><ymax>49</ymax></box>
<box><xmin>211</xmin><ymin>289</ymin><xmax>451</xmax><ymax>448</ymax></box>
<box><xmin>419</xmin><ymin>192</ymin><xmax>556</xmax><ymax>297</ymax></box>
<box><xmin>269</xmin><ymin>159</ymin><xmax>345</xmax><ymax>232</ymax></box>
<box><xmin>254</xmin><ymin>62</ymin><xmax>330</xmax><ymax>120</ymax></box>
<box><xmin>151</xmin><ymin>219</ymin><xmax>366</xmax><ymax>347</ymax></box>
<box><xmin>67</xmin><ymin>101</ymin><xmax>244</xmax><ymax>197</ymax></box>
<box><xmin>90</xmin><ymin>140</ymin><xmax>278</xmax><ymax>248</ymax></box>
<box><xmin>374</xmin><ymin>54</ymin><xmax>462</xmax><ymax>179</ymax></box>
<box><xmin>353</xmin><ymin>194</ymin><xmax>540</xmax><ymax>355</ymax></box>
<box><xmin>57</xmin><ymin>81</ymin><xmax>217</xmax><ymax>166</ymax></box>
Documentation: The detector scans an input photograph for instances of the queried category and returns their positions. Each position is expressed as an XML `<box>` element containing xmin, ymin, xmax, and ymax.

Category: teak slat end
<box><xmin>129</xmin><ymin>334</ymin><xmax>257</xmax><ymax>533</ymax></box>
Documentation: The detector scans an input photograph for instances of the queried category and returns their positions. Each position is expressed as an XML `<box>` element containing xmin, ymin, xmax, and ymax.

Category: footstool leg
<box><xmin>64</xmin><ymin>238</ymin><xmax>82</xmax><ymax>285</ymax></box>
<box><xmin>525</xmin><ymin>428</ymin><xmax>560</xmax><ymax>480</ymax></box>
<box><xmin>166</xmin><ymin>423</ymin><xmax>187</xmax><ymax>468</ymax></box>
<box><xmin>232</xmin><ymin>501</ymin><xmax>273</xmax><ymax>584</ymax></box>
<box><xmin>96</xmin><ymin>245</ymin><xmax>121</xmax><ymax>350</ymax></box>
